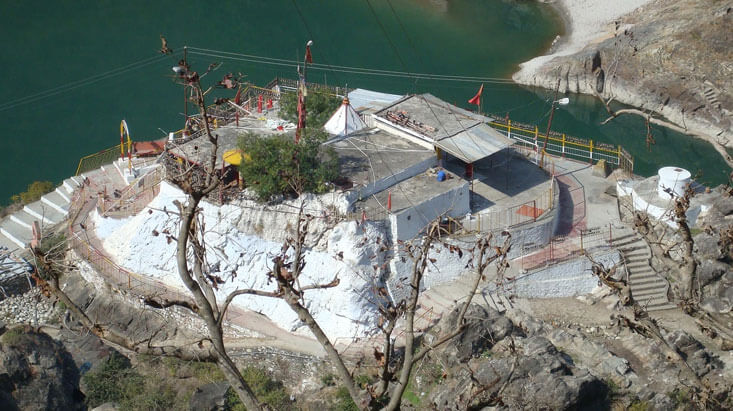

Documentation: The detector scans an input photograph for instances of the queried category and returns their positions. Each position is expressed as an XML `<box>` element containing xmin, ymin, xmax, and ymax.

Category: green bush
<box><xmin>279</xmin><ymin>90</ymin><xmax>341</xmax><ymax>129</ymax></box>
<box><xmin>83</xmin><ymin>352</ymin><xmax>144</xmax><ymax>408</ymax></box>
<box><xmin>321</xmin><ymin>373</ymin><xmax>336</xmax><ymax>387</ymax></box>
<box><xmin>1</xmin><ymin>326</ymin><xmax>26</xmax><ymax>346</ymax></box>
<box><xmin>238</xmin><ymin>131</ymin><xmax>338</xmax><ymax>202</ymax></box>
<box><xmin>333</xmin><ymin>386</ymin><xmax>358</xmax><ymax>411</ymax></box>
<box><xmin>225</xmin><ymin>366</ymin><xmax>292</xmax><ymax>410</ymax></box>
<box><xmin>10</xmin><ymin>180</ymin><xmax>54</xmax><ymax>205</ymax></box>
<box><xmin>83</xmin><ymin>352</ymin><xmax>186</xmax><ymax>410</ymax></box>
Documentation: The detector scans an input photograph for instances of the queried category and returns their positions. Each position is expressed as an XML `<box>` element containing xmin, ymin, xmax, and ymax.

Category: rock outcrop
<box><xmin>0</xmin><ymin>326</ymin><xmax>85</xmax><ymax>410</ymax></box>
<box><xmin>425</xmin><ymin>305</ymin><xmax>608</xmax><ymax>409</ymax></box>
<box><xmin>517</xmin><ymin>0</ymin><xmax>733</xmax><ymax>161</ymax></box>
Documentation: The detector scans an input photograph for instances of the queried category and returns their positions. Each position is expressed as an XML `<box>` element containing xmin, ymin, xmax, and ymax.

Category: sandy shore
<box><xmin>514</xmin><ymin>0</ymin><xmax>651</xmax><ymax>82</ymax></box>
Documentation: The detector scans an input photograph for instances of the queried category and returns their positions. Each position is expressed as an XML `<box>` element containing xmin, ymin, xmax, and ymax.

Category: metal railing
<box><xmin>486</xmin><ymin>116</ymin><xmax>634</xmax><ymax>176</ymax></box>
<box><xmin>462</xmin><ymin>178</ymin><xmax>555</xmax><ymax>234</ymax></box>
<box><xmin>75</xmin><ymin>146</ymin><xmax>121</xmax><ymax>176</ymax></box>
<box><xmin>519</xmin><ymin>225</ymin><xmax>618</xmax><ymax>271</ymax></box>
<box><xmin>100</xmin><ymin>166</ymin><xmax>165</xmax><ymax>217</ymax></box>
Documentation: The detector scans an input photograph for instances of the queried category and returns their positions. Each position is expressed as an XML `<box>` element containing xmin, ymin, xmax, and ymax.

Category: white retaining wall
<box><xmin>388</xmin><ymin>181</ymin><xmax>470</xmax><ymax>242</ymax></box>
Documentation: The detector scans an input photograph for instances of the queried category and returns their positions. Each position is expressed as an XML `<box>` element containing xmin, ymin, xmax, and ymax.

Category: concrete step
<box><xmin>41</xmin><ymin>191</ymin><xmax>70</xmax><ymax>215</ymax></box>
<box><xmin>622</xmin><ymin>255</ymin><xmax>651</xmax><ymax>263</ymax></box>
<box><xmin>0</xmin><ymin>219</ymin><xmax>31</xmax><ymax>249</ymax></box>
<box><xmin>630</xmin><ymin>279</ymin><xmax>666</xmax><ymax>289</ymax></box>
<box><xmin>62</xmin><ymin>177</ymin><xmax>81</xmax><ymax>196</ymax></box>
<box><xmin>629</xmin><ymin>271</ymin><xmax>657</xmax><ymax>280</ymax></box>
<box><xmin>635</xmin><ymin>295</ymin><xmax>670</xmax><ymax>307</ymax></box>
<box><xmin>628</xmin><ymin>269</ymin><xmax>657</xmax><ymax>277</ymax></box>
<box><xmin>24</xmin><ymin>202</ymin><xmax>65</xmax><ymax>225</ymax></box>
<box><xmin>625</xmin><ymin>261</ymin><xmax>652</xmax><ymax>269</ymax></box>
<box><xmin>619</xmin><ymin>246</ymin><xmax>647</xmax><ymax>254</ymax></box>
<box><xmin>647</xmin><ymin>302</ymin><xmax>677</xmax><ymax>312</ymax></box>
<box><xmin>9</xmin><ymin>210</ymin><xmax>37</xmax><ymax>230</ymax></box>
<box><xmin>632</xmin><ymin>287</ymin><xmax>667</xmax><ymax>298</ymax></box>
<box><xmin>54</xmin><ymin>187</ymin><xmax>70</xmax><ymax>203</ymax></box>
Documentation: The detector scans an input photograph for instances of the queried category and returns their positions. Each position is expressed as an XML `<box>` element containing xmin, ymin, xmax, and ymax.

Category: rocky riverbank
<box><xmin>517</xmin><ymin>0</ymin><xmax>733</xmax><ymax>167</ymax></box>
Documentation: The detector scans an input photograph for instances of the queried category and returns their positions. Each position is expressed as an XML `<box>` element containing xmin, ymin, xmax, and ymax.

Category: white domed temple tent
<box><xmin>324</xmin><ymin>97</ymin><xmax>367</xmax><ymax>137</ymax></box>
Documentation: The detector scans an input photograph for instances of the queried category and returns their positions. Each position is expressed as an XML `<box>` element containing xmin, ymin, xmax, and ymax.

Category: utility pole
<box><xmin>540</xmin><ymin>78</ymin><xmax>561</xmax><ymax>169</ymax></box>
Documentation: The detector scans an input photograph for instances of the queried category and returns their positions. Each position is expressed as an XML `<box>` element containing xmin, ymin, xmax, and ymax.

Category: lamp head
<box><xmin>306</xmin><ymin>40</ymin><xmax>313</xmax><ymax>47</ymax></box>
<box><xmin>557</xmin><ymin>97</ymin><xmax>570</xmax><ymax>105</ymax></box>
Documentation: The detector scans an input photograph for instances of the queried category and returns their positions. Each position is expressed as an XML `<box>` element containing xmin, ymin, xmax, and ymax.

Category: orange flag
<box><xmin>468</xmin><ymin>83</ymin><xmax>484</xmax><ymax>106</ymax></box>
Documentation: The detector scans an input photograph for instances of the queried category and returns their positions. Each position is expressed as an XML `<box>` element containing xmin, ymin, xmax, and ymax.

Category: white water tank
<box><xmin>657</xmin><ymin>167</ymin><xmax>691</xmax><ymax>198</ymax></box>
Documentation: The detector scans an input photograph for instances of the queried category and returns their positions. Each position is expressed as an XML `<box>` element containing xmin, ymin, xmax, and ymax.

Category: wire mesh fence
<box><xmin>518</xmin><ymin>226</ymin><xmax>616</xmax><ymax>272</ymax></box>
<box><xmin>100</xmin><ymin>166</ymin><xmax>164</xmax><ymax>217</ymax></box>
<box><xmin>75</xmin><ymin>146</ymin><xmax>121</xmax><ymax>176</ymax></box>
<box><xmin>461</xmin><ymin>178</ymin><xmax>555</xmax><ymax>234</ymax></box>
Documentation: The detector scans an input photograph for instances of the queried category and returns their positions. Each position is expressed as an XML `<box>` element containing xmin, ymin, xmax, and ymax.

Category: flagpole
<box><xmin>295</xmin><ymin>40</ymin><xmax>313</xmax><ymax>144</ymax></box>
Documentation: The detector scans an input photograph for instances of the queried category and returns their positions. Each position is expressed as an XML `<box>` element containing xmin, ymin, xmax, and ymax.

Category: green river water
<box><xmin>1</xmin><ymin>0</ymin><xmax>729</xmax><ymax>205</ymax></box>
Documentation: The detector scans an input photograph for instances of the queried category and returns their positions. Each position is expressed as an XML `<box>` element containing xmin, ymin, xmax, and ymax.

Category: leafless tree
<box><xmin>261</xmin><ymin>216</ymin><xmax>511</xmax><ymax>410</ymax></box>
<box><xmin>585</xmin><ymin>253</ymin><xmax>725</xmax><ymax>409</ymax></box>
<box><xmin>631</xmin><ymin>184</ymin><xmax>697</xmax><ymax>304</ymax></box>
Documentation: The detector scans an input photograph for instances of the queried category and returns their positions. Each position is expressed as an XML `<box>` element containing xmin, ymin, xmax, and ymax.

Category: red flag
<box><xmin>305</xmin><ymin>45</ymin><xmax>313</xmax><ymax>64</ymax></box>
<box><xmin>468</xmin><ymin>83</ymin><xmax>484</xmax><ymax>106</ymax></box>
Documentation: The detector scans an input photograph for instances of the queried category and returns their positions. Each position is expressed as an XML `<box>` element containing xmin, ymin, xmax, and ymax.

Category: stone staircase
<box><xmin>0</xmin><ymin>176</ymin><xmax>85</xmax><ymax>252</ymax></box>
<box><xmin>614</xmin><ymin>228</ymin><xmax>677</xmax><ymax>311</ymax></box>
<box><xmin>0</xmin><ymin>157</ymin><xmax>138</xmax><ymax>253</ymax></box>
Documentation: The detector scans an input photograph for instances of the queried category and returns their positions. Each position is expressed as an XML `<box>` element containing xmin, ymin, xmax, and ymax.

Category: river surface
<box><xmin>0</xmin><ymin>0</ymin><xmax>728</xmax><ymax>204</ymax></box>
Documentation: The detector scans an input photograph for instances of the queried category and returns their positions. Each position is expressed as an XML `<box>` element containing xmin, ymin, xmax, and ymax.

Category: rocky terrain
<box><xmin>0</xmin><ymin>326</ymin><xmax>85</xmax><ymax>410</ymax></box>
<box><xmin>518</xmin><ymin>0</ymin><xmax>733</xmax><ymax>165</ymax></box>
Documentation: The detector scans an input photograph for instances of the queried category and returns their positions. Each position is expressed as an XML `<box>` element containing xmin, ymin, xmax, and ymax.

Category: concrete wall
<box><xmin>497</xmin><ymin>250</ymin><xmax>621</xmax><ymax>298</ymax></box>
<box><xmin>388</xmin><ymin>181</ymin><xmax>470</xmax><ymax>242</ymax></box>
<box><xmin>616</xmin><ymin>180</ymin><xmax>707</xmax><ymax>228</ymax></box>
<box><xmin>345</xmin><ymin>155</ymin><xmax>437</xmax><ymax>207</ymax></box>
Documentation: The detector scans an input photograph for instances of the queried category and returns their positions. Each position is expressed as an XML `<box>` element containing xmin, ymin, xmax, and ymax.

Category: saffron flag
<box><xmin>468</xmin><ymin>83</ymin><xmax>484</xmax><ymax>106</ymax></box>
<box><xmin>305</xmin><ymin>45</ymin><xmax>313</xmax><ymax>64</ymax></box>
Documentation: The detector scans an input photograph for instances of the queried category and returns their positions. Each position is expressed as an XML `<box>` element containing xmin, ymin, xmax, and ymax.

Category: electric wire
<box><xmin>185</xmin><ymin>47</ymin><xmax>513</xmax><ymax>83</ymax></box>
<box><xmin>0</xmin><ymin>52</ymin><xmax>179</xmax><ymax>113</ymax></box>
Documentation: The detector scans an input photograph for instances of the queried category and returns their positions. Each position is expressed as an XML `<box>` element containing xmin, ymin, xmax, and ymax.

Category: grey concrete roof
<box><xmin>330</xmin><ymin>129</ymin><xmax>433</xmax><ymax>189</ymax></box>
<box><xmin>375</xmin><ymin>94</ymin><xmax>513</xmax><ymax>163</ymax></box>
<box><xmin>357</xmin><ymin>168</ymin><xmax>466</xmax><ymax>214</ymax></box>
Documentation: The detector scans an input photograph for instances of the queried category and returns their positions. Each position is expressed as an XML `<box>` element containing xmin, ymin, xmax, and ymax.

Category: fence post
<box><xmin>550</xmin><ymin>238</ymin><xmax>553</xmax><ymax>261</ymax></box>
<box><xmin>580</xmin><ymin>230</ymin><xmax>584</xmax><ymax>252</ymax></box>
<box><xmin>534</xmin><ymin>125</ymin><xmax>538</xmax><ymax>147</ymax></box>
<box><xmin>507</xmin><ymin>120</ymin><xmax>512</xmax><ymax>140</ymax></box>
<box><xmin>617</xmin><ymin>145</ymin><xmax>622</xmax><ymax>167</ymax></box>
<box><xmin>561</xmin><ymin>134</ymin><xmax>566</xmax><ymax>157</ymax></box>
<box><xmin>589</xmin><ymin>140</ymin><xmax>594</xmax><ymax>163</ymax></box>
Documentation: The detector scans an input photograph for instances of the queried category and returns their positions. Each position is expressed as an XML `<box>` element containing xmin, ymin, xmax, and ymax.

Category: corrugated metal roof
<box><xmin>434</xmin><ymin>122</ymin><xmax>514</xmax><ymax>163</ymax></box>
<box><xmin>348</xmin><ymin>88</ymin><xmax>403</xmax><ymax>112</ymax></box>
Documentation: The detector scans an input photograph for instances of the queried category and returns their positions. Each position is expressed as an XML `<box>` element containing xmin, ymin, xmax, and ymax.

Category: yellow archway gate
<box><xmin>120</xmin><ymin>119</ymin><xmax>132</xmax><ymax>172</ymax></box>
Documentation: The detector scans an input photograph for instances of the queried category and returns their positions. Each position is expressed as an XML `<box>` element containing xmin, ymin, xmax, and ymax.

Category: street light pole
<box><xmin>540</xmin><ymin>79</ymin><xmax>569</xmax><ymax>169</ymax></box>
